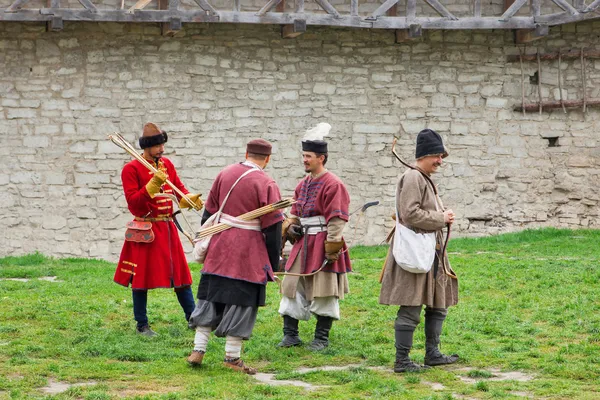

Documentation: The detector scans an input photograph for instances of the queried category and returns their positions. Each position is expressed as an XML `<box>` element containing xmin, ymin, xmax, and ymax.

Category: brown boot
<box><xmin>223</xmin><ymin>358</ymin><xmax>257</xmax><ymax>375</ymax></box>
<box><xmin>187</xmin><ymin>350</ymin><xmax>205</xmax><ymax>367</ymax></box>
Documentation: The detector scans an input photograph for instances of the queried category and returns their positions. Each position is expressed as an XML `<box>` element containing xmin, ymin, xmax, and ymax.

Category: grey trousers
<box><xmin>188</xmin><ymin>299</ymin><xmax>258</xmax><ymax>340</ymax></box>
<box><xmin>395</xmin><ymin>305</ymin><xmax>447</xmax><ymax>330</ymax></box>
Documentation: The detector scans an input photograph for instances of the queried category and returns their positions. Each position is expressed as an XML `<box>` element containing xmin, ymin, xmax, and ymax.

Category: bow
<box><xmin>274</xmin><ymin>200</ymin><xmax>379</xmax><ymax>278</ymax></box>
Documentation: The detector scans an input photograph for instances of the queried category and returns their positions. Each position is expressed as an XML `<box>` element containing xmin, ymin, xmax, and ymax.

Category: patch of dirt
<box><xmin>0</xmin><ymin>276</ymin><xmax>62</xmax><ymax>283</ymax></box>
<box><xmin>422</xmin><ymin>381</ymin><xmax>445</xmax><ymax>390</ymax></box>
<box><xmin>253</xmin><ymin>364</ymin><xmax>386</xmax><ymax>390</ymax></box>
<box><xmin>41</xmin><ymin>379</ymin><xmax>97</xmax><ymax>394</ymax></box>
<box><xmin>38</xmin><ymin>276</ymin><xmax>63</xmax><ymax>282</ymax></box>
<box><xmin>454</xmin><ymin>367</ymin><xmax>534</xmax><ymax>384</ymax></box>
<box><xmin>254</xmin><ymin>373</ymin><xmax>324</xmax><ymax>391</ymax></box>
<box><xmin>510</xmin><ymin>391</ymin><xmax>534</xmax><ymax>397</ymax></box>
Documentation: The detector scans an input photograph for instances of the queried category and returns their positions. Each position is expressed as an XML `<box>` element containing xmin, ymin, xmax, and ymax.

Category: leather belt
<box><xmin>135</xmin><ymin>216</ymin><xmax>173</xmax><ymax>222</ymax></box>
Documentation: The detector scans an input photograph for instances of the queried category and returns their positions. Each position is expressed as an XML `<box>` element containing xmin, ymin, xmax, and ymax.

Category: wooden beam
<box><xmin>395</xmin><ymin>23</ymin><xmax>421</xmax><ymax>41</ymax></box>
<box><xmin>282</xmin><ymin>18</ymin><xmax>306</xmax><ymax>37</ymax></box>
<box><xmin>536</xmin><ymin>10</ymin><xmax>600</xmax><ymax>24</ymax></box>
<box><xmin>500</xmin><ymin>0</ymin><xmax>527</xmax><ymax>21</ymax></box>
<box><xmin>515</xmin><ymin>24</ymin><xmax>548</xmax><ymax>43</ymax></box>
<box><xmin>47</xmin><ymin>15</ymin><xmax>63</xmax><ymax>30</ymax></box>
<box><xmin>78</xmin><ymin>0</ymin><xmax>96</xmax><ymax>10</ymax></box>
<box><xmin>514</xmin><ymin>99</ymin><xmax>600</xmax><ymax>112</ymax></box>
<box><xmin>5</xmin><ymin>0</ymin><xmax>30</xmax><ymax>12</ymax></box>
<box><xmin>4</xmin><ymin>9</ymin><xmax>599</xmax><ymax>29</ymax></box>
<box><xmin>583</xmin><ymin>0</ymin><xmax>600</xmax><ymax>12</ymax></box>
<box><xmin>192</xmin><ymin>0</ymin><xmax>217</xmax><ymax>14</ymax></box>
<box><xmin>159</xmin><ymin>0</ymin><xmax>181</xmax><ymax>36</ymax></box>
<box><xmin>350</xmin><ymin>0</ymin><xmax>357</xmax><ymax>16</ymax></box>
<box><xmin>507</xmin><ymin>49</ymin><xmax>600</xmax><ymax>62</ymax></box>
<box><xmin>314</xmin><ymin>0</ymin><xmax>340</xmax><ymax>17</ymax></box>
<box><xmin>46</xmin><ymin>0</ymin><xmax>62</xmax><ymax>30</ymax></box>
<box><xmin>531</xmin><ymin>0</ymin><xmax>540</xmax><ymax>16</ymax></box>
<box><xmin>407</xmin><ymin>0</ymin><xmax>416</xmax><ymax>19</ymax></box>
<box><xmin>367</xmin><ymin>0</ymin><xmax>399</xmax><ymax>19</ymax></box>
<box><xmin>549</xmin><ymin>0</ymin><xmax>579</xmax><ymax>14</ymax></box>
<box><xmin>256</xmin><ymin>0</ymin><xmax>282</xmax><ymax>16</ymax></box>
<box><xmin>423</xmin><ymin>0</ymin><xmax>457</xmax><ymax>19</ymax></box>
<box><xmin>128</xmin><ymin>0</ymin><xmax>151</xmax><ymax>13</ymax></box>
<box><xmin>473</xmin><ymin>0</ymin><xmax>481</xmax><ymax>17</ymax></box>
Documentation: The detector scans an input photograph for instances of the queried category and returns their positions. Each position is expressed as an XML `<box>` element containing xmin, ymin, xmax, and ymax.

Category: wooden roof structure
<box><xmin>2</xmin><ymin>0</ymin><xmax>600</xmax><ymax>41</ymax></box>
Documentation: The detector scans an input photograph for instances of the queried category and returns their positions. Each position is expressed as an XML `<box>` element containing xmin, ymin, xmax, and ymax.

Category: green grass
<box><xmin>0</xmin><ymin>228</ymin><xmax>599</xmax><ymax>399</ymax></box>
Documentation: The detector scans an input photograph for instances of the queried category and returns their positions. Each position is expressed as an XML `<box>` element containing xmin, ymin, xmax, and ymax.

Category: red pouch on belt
<box><xmin>125</xmin><ymin>220</ymin><xmax>154</xmax><ymax>243</ymax></box>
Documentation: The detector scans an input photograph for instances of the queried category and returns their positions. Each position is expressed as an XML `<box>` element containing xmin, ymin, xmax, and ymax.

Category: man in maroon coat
<box><xmin>277</xmin><ymin>123</ymin><xmax>352</xmax><ymax>351</ymax></box>
<box><xmin>187</xmin><ymin>139</ymin><xmax>283</xmax><ymax>374</ymax></box>
<box><xmin>114</xmin><ymin>122</ymin><xmax>204</xmax><ymax>337</ymax></box>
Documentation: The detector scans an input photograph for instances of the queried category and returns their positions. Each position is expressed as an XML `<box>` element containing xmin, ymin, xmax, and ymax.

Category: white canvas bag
<box><xmin>193</xmin><ymin>166</ymin><xmax>258</xmax><ymax>263</ymax></box>
<box><xmin>392</xmin><ymin>180</ymin><xmax>441</xmax><ymax>274</ymax></box>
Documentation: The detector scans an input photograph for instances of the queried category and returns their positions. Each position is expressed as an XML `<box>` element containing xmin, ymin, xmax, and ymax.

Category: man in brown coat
<box><xmin>379</xmin><ymin>129</ymin><xmax>459</xmax><ymax>373</ymax></box>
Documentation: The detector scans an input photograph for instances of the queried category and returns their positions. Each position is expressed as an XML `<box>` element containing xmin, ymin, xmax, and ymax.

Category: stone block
<box><xmin>23</xmin><ymin>136</ymin><xmax>50</xmax><ymax>148</ymax></box>
<box><xmin>7</xmin><ymin>108</ymin><xmax>36</xmax><ymax>119</ymax></box>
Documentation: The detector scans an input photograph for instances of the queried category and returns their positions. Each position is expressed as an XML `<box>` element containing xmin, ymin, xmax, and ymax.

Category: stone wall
<box><xmin>1</xmin><ymin>21</ymin><xmax>599</xmax><ymax>261</ymax></box>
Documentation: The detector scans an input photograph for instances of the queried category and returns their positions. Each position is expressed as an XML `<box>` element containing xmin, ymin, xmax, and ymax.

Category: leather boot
<box><xmin>187</xmin><ymin>350</ymin><xmax>205</xmax><ymax>367</ymax></box>
<box><xmin>278</xmin><ymin>315</ymin><xmax>303</xmax><ymax>347</ymax></box>
<box><xmin>307</xmin><ymin>315</ymin><xmax>333</xmax><ymax>351</ymax></box>
<box><xmin>394</xmin><ymin>326</ymin><xmax>429</xmax><ymax>373</ymax></box>
<box><xmin>224</xmin><ymin>358</ymin><xmax>257</xmax><ymax>375</ymax></box>
<box><xmin>424</xmin><ymin>309</ymin><xmax>459</xmax><ymax>366</ymax></box>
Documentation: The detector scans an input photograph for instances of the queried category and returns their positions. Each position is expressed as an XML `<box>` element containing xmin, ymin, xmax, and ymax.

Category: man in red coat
<box><xmin>114</xmin><ymin>122</ymin><xmax>204</xmax><ymax>337</ymax></box>
<box><xmin>186</xmin><ymin>139</ymin><xmax>283</xmax><ymax>374</ymax></box>
<box><xmin>277</xmin><ymin>123</ymin><xmax>352</xmax><ymax>351</ymax></box>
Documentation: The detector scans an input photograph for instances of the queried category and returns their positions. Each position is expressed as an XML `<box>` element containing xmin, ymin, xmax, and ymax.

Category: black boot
<box><xmin>278</xmin><ymin>315</ymin><xmax>303</xmax><ymax>347</ymax></box>
<box><xmin>394</xmin><ymin>326</ymin><xmax>429</xmax><ymax>373</ymax></box>
<box><xmin>307</xmin><ymin>315</ymin><xmax>333</xmax><ymax>351</ymax></box>
<box><xmin>424</xmin><ymin>309</ymin><xmax>459</xmax><ymax>366</ymax></box>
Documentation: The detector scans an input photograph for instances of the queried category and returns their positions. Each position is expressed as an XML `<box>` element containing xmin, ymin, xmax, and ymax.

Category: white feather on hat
<box><xmin>303</xmin><ymin>122</ymin><xmax>331</xmax><ymax>142</ymax></box>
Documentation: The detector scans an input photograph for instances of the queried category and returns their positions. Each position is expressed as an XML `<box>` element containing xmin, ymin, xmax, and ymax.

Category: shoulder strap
<box><xmin>214</xmin><ymin>166</ymin><xmax>259</xmax><ymax>221</ymax></box>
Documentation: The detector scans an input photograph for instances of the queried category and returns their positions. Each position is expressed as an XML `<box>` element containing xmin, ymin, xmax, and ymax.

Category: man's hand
<box><xmin>179</xmin><ymin>193</ymin><xmax>203</xmax><ymax>210</ymax></box>
<box><xmin>443</xmin><ymin>209</ymin><xmax>455</xmax><ymax>224</ymax></box>
<box><xmin>324</xmin><ymin>240</ymin><xmax>344</xmax><ymax>262</ymax></box>
<box><xmin>146</xmin><ymin>169</ymin><xmax>168</xmax><ymax>198</ymax></box>
<box><xmin>282</xmin><ymin>217</ymin><xmax>302</xmax><ymax>244</ymax></box>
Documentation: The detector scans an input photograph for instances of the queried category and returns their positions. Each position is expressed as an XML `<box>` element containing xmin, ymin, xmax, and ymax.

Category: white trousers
<box><xmin>278</xmin><ymin>278</ymin><xmax>340</xmax><ymax>320</ymax></box>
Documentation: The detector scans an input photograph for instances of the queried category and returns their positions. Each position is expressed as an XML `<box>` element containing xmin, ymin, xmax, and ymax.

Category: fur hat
<box><xmin>302</xmin><ymin>122</ymin><xmax>331</xmax><ymax>153</ymax></box>
<box><xmin>139</xmin><ymin>122</ymin><xmax>168</xmax><ymax>149</ymax></box>
<box><xmin>415</xmin><ymin>129</ymin><xmax>448</xmax><ymax>159</ymax></box>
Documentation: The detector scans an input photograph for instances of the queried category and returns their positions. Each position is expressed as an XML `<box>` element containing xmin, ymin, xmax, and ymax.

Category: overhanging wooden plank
<box><xmin>3</xmin><ymin>9</ymin><xmax>597</xmax><ymax>28</ymax></box>
<box><xmin>373</xmin><ymin>16</ymin><xmax>535</xmax><ymax>28</ymax></box>
<box><xmin>507</xmin><ymin>49</ymin><xmax>600</xmax><ymax>62</ymax></box>
<box><xmin>34</xmin><ymin>8</ymin><xmax>220</xmax><ymax>22</ymax></box>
